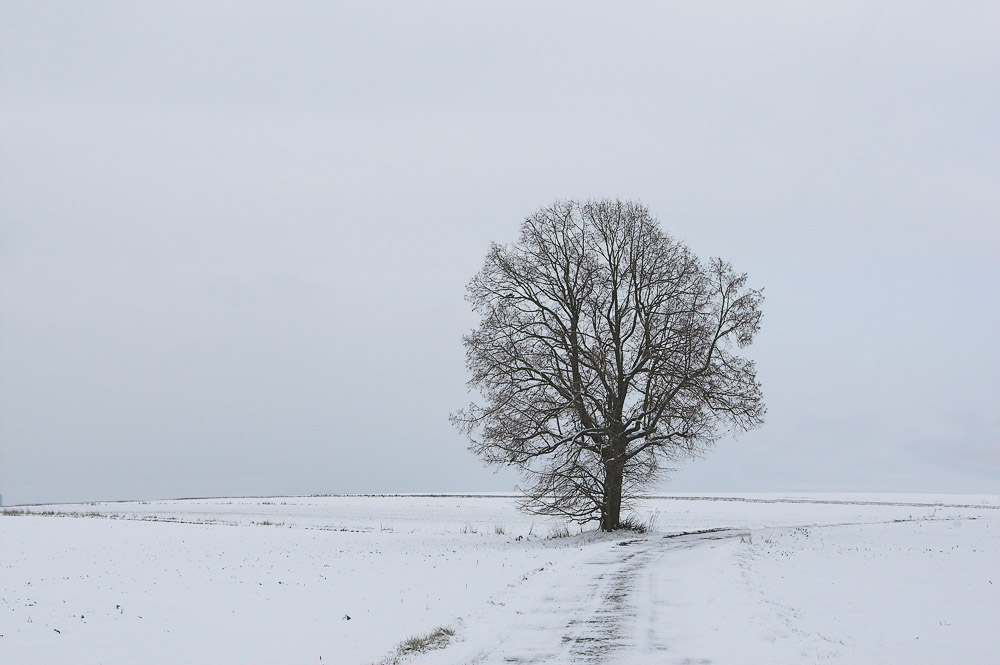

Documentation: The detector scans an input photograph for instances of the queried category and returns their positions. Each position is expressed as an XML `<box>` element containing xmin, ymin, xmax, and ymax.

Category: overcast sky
<box><xmin>1</xmin><ymin>2</ymin><xmax>997</xmax><ymax>505</ymax></box>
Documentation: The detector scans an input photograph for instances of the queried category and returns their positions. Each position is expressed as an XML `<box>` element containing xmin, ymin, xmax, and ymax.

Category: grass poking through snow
<box><xmin>399</xmin><ymin>625</ymin><xmax>454</xmax><ymax>654</ymax></box>
<box><xmin>378</xmin><ymin>625</ymin><xmax>455</xmax><ymax>664</ymax></box>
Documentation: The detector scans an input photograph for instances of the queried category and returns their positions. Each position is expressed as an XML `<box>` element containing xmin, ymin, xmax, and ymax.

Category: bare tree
<box><xmin>452</xmin><ymin>200</ymin><xmax>765</xmax><ymax>531</ymax></box>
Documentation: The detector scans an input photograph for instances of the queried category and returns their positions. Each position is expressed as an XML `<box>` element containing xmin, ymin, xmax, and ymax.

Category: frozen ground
<box><xmin>1</xmin><ymin>493</ymin><xmax>997</xmax><ymax>664</ymax></box>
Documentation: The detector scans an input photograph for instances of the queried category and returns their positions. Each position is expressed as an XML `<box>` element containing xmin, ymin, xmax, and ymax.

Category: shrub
<box><xmin>618</xmin><ymin>515</ymin><xmax>650</xmax><ymax>533</ymax></box>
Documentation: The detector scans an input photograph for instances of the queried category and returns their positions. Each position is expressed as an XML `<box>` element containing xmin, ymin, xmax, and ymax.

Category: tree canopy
<box><xmin>453</xmin><ymin>199</ymin><xmax>765</xmax><ymax>530</ymax></box>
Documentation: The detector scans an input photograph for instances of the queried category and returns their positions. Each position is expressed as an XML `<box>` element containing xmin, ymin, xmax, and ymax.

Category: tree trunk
<box><xmin>601</xmin><ymin>460</ymin><xmax>624</xmax><ymax>531</ymax></box>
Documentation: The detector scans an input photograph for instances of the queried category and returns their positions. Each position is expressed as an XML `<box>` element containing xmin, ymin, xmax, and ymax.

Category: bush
<box><xmin>618</xmin><ymin>515</ymin><xmax>650</xmax><ymax>533</ymax></box>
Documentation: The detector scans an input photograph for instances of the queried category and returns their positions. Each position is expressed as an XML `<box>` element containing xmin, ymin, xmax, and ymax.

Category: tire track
<box><xmin>459</xmin><ymin>518</ymin><xmax>960</xmax><ymax>664</ymax></box>
<box><xmin>464</xmin><ymin>529</ymin><xmax>749</xmax><ymax>664</ymax></box>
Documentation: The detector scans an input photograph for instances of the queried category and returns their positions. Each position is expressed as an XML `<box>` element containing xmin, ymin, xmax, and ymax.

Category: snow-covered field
<box><xmin>2</xmin><ymin>493</ymin><xmax>997</xmax><ymax>664</ymax></box>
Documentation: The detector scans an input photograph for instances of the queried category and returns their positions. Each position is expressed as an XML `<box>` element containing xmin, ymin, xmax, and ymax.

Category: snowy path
<box><xmin>425</xmin><ymin>515</ymin><xmax>997</xmax><ymax>665</ymax></box>
<box><xmin>511</xmin><ymin>529</ymin><xmax>749</xmax><ymax>663</ymax></box>
<box><xmin>428</xmin><ymin>528</ymin><xmax>752</xmax><ymax>665</ymax></box>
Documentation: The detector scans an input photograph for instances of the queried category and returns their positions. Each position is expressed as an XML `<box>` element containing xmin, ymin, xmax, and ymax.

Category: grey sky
<box><xmin>1</xmin><ymin>2</ymin><xmax>997</xmax><ymax>505</ymax></box>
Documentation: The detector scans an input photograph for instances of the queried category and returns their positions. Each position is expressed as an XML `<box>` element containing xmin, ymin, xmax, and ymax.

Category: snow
<box><xmin>2</xmin><ymin>494</ymin><xmax>998</xmax><ymax>664</ymax></box>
